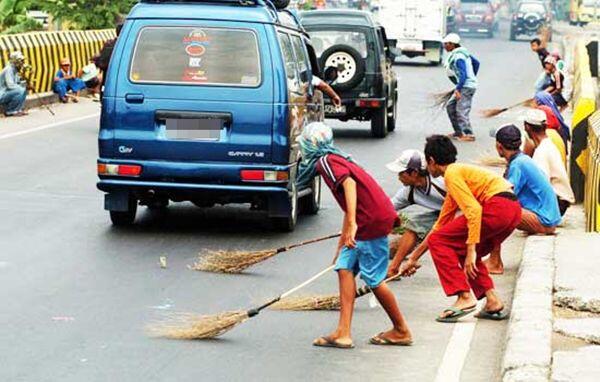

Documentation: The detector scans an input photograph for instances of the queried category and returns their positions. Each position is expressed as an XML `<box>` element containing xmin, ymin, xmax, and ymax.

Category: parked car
<box><xmin>455</xmin><ymin>0</ymin><xmax>497</xmax><ymax>38</ymax></box>
<box><xmin>510</xmin><ymin>1</ymin><xmax>552</xmax><ymax>41</ymax></box>
<box><xmin>97</xmin><ymin>0</ymin><xmax>327</xmax><ymax>231</ymax></box>
<box><xmin>378</xmin><ymin>0</ymin><xmax>447</xmax><ymax>65</ymax></box>
<box><xmin>300</xmin><ymin>10</ymin><xmax>398</xmax><ymax>138</ymax></box>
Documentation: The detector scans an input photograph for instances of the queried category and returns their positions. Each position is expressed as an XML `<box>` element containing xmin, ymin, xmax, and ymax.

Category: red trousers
<box><xmin>427</xmin><ymin>196</ymin><xmax>522</xmax><ymax>299</ymax></box>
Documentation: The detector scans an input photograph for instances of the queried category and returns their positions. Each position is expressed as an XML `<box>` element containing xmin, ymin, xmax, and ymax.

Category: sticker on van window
<box><xmin>183</xmin><ymin>29</ymin><xmax>210</xmax><ymax>57</ymax></box>
<box><xmin>188</xmin><ymin>57</ymin><xmax>202</xmax><ymax>68</ymax></box>
<box><xmin>182</xmin><ymin>68</ymin><xmax>207</xmax><ymax>82</ymax></box>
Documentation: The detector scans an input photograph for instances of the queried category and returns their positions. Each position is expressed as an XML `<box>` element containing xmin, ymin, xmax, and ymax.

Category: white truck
<box><xmin>376</xmin><ymin>0</ymin><xmax>447</xmax><ymax>65</ymax></box>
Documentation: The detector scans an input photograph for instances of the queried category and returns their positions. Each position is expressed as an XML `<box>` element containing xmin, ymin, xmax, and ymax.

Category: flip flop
<box><xmin>435</xmin><ymin>306</ymin><xmax>476</xmax><ymax>323</ymax></box>
<box><xmin>369</xmin><ymin>333</ymin><xmax>413</xmax><ymax>346</ymax></box>
<box><xmin>313</xmin><ymin>336</ymin><xmax>354</xmax><ymax>349</ymax></box>
<box><xmin>475</xmin><ymin>310</ymin><xmax>509</xmax><ymax>321</ymax></box>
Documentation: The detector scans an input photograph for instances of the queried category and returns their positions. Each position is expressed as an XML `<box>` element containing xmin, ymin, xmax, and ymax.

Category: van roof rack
<box><xmin>139</xmin><ymin>0</ymin><xmax>274</xmax><ymax>7</ymax></box>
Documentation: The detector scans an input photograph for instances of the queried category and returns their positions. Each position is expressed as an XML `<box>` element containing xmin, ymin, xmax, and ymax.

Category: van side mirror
<box><xmin>323</xmin><ymin>66</ymin><xmax>338</xmax><ymax>84</ymax></box>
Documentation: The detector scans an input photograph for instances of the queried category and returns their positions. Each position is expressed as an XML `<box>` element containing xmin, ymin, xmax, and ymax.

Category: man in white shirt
<box><xmin>523</xmin><ymin>109</ymin><xmax>575</xmax><ymax>215</ymax></box>
<box><xmin>385</xmin><ymin>150</ymin><xmax>447</xmax><ymax>278</ymax></box>
<box><xmin>312</xmin><ymin>76</ymin><xmax>342</xmax><ymax>108</ymax></box>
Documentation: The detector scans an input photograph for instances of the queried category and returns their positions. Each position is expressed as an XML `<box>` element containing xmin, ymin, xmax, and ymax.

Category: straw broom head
<box><xmin>190</xmin><ymin>249</ymin><xmax>278</xmax><ymax>274</ymax></box>
<box><xmin>270</xmin><ymin>295</ymin><xmax>341</xmax><ymax>311</ymax></box>
<box><xmin>147</xmin><ymin>310</ymin><xmax>248</xmax><ymax>340</ymax></box>
<box><xmin>480</xmin><ymin>98</ymin><xmax>536</xmax><ymax>118</ymax></box>
<box><xmin>476</xmin><ymin>155</ymin><xmax>507</xmax><ymax>168</ymax></box>
<box><xmin>430</xmin><ymin>90</ymin><xmax>454</xmax><ymax>108</ymax></box>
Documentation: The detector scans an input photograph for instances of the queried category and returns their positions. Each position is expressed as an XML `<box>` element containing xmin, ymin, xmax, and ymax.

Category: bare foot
<box><xmin>483</xmin><ymin>259</ymin><xmax>504</xmax><ymax>275</ymax></box>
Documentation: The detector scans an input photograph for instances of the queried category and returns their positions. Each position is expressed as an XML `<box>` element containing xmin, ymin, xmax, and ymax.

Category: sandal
<box><xmin>436</xmin><ymin>306</ymin><xmax>476</xmax><ymax>323</ymax></box>
<box><xmin>475</xmin><ymin>310</ymin><xmax>509</xmax><ymax>321</ymax></box>
<box><xmin>313</xmin><ymin>336</ymin><xmax>354</xmax><ymax>349</ymax></box>
<box><xmin>369</xmin><ymin>333</ymin><xmax>413</xmax><ymax>346</ymax></box>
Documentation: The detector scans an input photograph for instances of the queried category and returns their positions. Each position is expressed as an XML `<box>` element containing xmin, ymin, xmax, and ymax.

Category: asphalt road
<box><xmin>1</xmin><ymin>25</ymin><xmax>541</xmax><ymax>382</ymax></box>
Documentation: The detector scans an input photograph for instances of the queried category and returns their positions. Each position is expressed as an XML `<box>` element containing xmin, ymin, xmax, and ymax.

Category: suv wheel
<box><xmin>371</xmin><ymin>107</ymin><xmax>388</xmax><ymax>138</ymax></box>
<box><xmin>272</xmin><ymin>183</ymin><xmax>298</xmax><ymax>232</ymax></box>
<box><xmin>387</xmin><ymin>91</ymin><xmax>397</xmax><ymax>132</ymax></box>
<box><xmin>319</xmin><ymin>45</ymin><xmax>365</xmax><ymax>92</ymax></box>
<box><xmin>110</xmin><ymin>196</ymin><xmax>137</xmax><ymax>226</ymax></box>
<box><xmin>509</xmin><ymin>27</ymin><xmax>517</xmax><ymax>41</ymax></box>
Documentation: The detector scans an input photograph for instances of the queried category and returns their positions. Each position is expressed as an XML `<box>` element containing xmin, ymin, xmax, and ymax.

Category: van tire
<box><xmin>110</xmin><ymin>197</ymin><xmax>137</xmax><ymax>226</ymax></box>
<box><xmin>272</xmin><ymin>183</ymin><xmax>298</xmax><ymax>232</ymax></box>
<box><xmin>371</xmin><ymin>107</ymin><xmax>388</xmax><ymax>138</ymax></box>
<box><xmin>301</xmin><ymin>176</ymin><xmax>321</xmax><ymax>215</ymax></box>
<box><xmin>319</xmin><ymin>45</ymin><xmax>365</xmax><ymax>92</ymax></box>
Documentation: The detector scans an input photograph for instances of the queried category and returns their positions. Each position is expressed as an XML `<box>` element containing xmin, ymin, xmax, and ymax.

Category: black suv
<box><xmin>510</xmin><ymin>1</ymin><xmax>552</xmax><ymax>41</ymax></box>
<box><xmin>300</xmin><ymin>10</ymin><xmax>398</xmax><ymax>138</ymax></box>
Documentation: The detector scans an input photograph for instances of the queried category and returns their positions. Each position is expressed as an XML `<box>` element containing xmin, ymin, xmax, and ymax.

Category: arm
<box><xmin>471</xmin><ymin>56</ymin><xmax>480</xmax><ymax>76</ymax></box>
<box><xmin>390</xmin><ymin>188</ymin><xmax>410</xmax><ymax>211</ymax></box>
<box><xmin>334</xmin><ymin>178</ymin><xmax>358</xmax><ymax>263</ymax></box>
<box><xmin>455</xmin><ymin>58</ymin><xmax>467</xmax><ymax>91</ymax></box>
<box><xmin>4</xmin><ymin>67</ymin><xmax>20</xmax><ymax>90</ymax></box>
<box><xmin>316</xmin><ymin>81</ymin><xmax>342</xmax><ymax>107</ymax></box>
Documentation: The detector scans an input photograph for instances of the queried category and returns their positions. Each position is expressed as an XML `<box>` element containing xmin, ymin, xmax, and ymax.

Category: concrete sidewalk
<box><xmin>500</xmin><ymin>206</ymin><xmax>600</xmax><ymax>382</ymax></box>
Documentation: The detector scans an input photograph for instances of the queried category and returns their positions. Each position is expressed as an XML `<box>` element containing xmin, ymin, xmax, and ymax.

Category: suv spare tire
<box><xmin>319</xmin><ymin>45</ymin><xmax>365</xmax><ymax>92</ymax></box>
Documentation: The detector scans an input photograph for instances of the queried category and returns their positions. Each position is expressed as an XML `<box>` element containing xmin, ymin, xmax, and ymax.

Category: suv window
<box><xmin>130</xmin><ymin>26</ymin><xmax>261</xmax><ymax>87</ymax></box>
<box><xmin>291</xmin><ymin>35</ymin><xmax>310</xmax><ymax>88</ymax></box>
<box><xmin>518</xmin><ymin>3</ymin><xmax>546</xmax><ymax>14</ymax></box>
<box><xmin>309</xmin><ymin>30</ymin><xmax>368</xmax><ymax>58</ymax></box>
<box><xmin>278</xmin><ymin>32</ymin><xmax>302</xmax><ymax>95</ymax></box>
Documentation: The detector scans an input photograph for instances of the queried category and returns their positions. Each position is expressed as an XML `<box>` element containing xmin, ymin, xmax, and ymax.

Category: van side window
<box><xmin>291</xmin><ymin>35</ymin><xmax>310</xmax><ymax>89</ymax></box>
<box><xmin>278</xmin><ymin>32</ymin><xmax>302</xmax><ymax>95</ymax></box>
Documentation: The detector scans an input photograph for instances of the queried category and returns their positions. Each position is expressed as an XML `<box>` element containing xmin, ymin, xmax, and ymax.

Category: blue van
<box><xmin>97</xmin><ymin>0</ymin><xmax>326</xmax><ymax>231</ymax></box>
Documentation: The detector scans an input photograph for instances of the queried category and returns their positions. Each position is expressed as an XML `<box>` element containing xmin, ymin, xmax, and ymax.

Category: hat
<box><xmin>442</xmin><ymin>33</ymin><xmax>461</xmax><ymax>45</ymax></box>
<box><xmin>386</xmin><ymin>150</ymin><xmax>426</xmax><ymax>173</ymax></box>
<box><xmin>521</xmin><ymin>108</ymin><xmax>547</xmax><ymax>126</ymax></box>
<box><xmin>495</xmin><ymin>124</ymin><xmax>522</xmax><ymax>150</ymax></box>
<box><xmin>9</xmin><ymin>51</ymin><xmax>25</xmax><ymax>62</ymax></box>
<box><xmin>544</xmin><ymin>55</ymin><xmax>557</xmax><ymax>66</ymax></box>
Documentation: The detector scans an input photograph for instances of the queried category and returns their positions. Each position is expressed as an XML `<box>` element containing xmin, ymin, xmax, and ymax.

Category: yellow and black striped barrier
<box><xmin>586</xmin><ymin>112</ymin><xmax>600</xmax><ymax>232</ymax></box>
<box><xmin>0</xmin><ymin>29</ymin><xmax>116</xmax><ymax>94</ymax></box>
<box><xmin>570</xmin><ymin>39</ymin><xmax>597</xmax><ymax>203</ymax></box>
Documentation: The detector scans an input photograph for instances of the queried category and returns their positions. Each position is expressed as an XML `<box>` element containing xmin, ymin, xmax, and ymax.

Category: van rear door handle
<box><xmin>125</xmin><ymin>93</ymin><xmax>144</xmax><ymax>104</ymax></box>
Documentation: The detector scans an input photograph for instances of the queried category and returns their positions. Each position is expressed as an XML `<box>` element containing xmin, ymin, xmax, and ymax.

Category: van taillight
<box><xmin>98</xmin><ymin>163</ymin><xmax>142</xmax><ymax>177</ymax></box>
<box><xmin>240</xmin><ymin>170</ymin><xmax>289</xmax><ymax>182</ymax></box>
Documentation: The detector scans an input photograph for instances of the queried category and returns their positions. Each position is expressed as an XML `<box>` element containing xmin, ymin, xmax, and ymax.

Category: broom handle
<box><xmin>248</xmin><ymin>264</ymin><xmax>336</xmax><ymax>317</ymax></box>
<box><xmin>355</xmin><ymin>273</ymin><xmax>402</xmax><ymax>298</ymax></box>
<box><xmin>276</xmin><ymin>233</ymin><xmax>341</xmax><ymax>253</ymax></box>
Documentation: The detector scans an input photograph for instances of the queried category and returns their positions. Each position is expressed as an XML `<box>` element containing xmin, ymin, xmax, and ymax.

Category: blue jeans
<box><xmin>53</xmin><ymin>78</ymin><xmax>86</xmax><ymax>99</ymax></box>
<box><xmin>0</xmin><ymin>87</ymin><xmax>27</xmax><ymax>114</ymax></box>
<box><xmin>447</xmin><ymin>87</ymin><xmax>476</xmax><ymax>136</ymax></box>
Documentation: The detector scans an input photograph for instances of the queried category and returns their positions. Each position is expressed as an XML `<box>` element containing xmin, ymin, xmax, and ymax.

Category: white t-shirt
<box><xmin>311</xmin><ymin>76</ymin><xmax>323</xmax><ymax>87</ymax></box>
<box><xmin>532</xmin><ymin>138</ymin><xmax>575</xmax><ymax>203</ymax></box>
<box><xmin>391</xmin><ymin>175</ymin><xmax>446</xmax><ymax>212</ymax></box>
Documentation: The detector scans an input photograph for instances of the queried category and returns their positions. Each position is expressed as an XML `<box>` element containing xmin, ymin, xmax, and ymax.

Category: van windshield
<box><xmin>130</xmin><ymin>26</ymin><xmax>261</xmax><ymax>87</ymax></box>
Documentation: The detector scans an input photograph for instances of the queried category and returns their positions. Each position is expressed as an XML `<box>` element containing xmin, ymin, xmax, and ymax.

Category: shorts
<box><xmin>85</xmin><ymin>77</ymin><xmax>100</xmax><ymax>89</ymax></box>
<box><xmin>403</xmin><ymin>208</ymin><xmax>440</xmax><ymax>240</ymax></box>
<box><xmin>334</xmin><ymin>236</ymin><xmax>389</xmax><ymax>288</ymax></box>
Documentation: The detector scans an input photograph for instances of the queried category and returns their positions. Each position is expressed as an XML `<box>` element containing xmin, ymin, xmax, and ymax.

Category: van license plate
<box><xmin>165</xmin><ymin>118</ymin><xmax>222</xmax><ymax>141</ymax></box>
<box><xmin>324</xmin><ymin>105</ymin><xmax>346</xmax><ymax>115</ymax></box>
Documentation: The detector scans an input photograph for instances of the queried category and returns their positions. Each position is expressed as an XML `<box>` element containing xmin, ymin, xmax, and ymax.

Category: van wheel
<box><xmin>301</xmin><ymin>176</ymin><xmax>321</xmax><ymax>215</ymax></box>
<box><xmin>387</xmin><ymin>93</ymin><xmax>397</xmax><ymax>132</ymax></box>
<box><xmin>272</xmin><ymin>183</ymin><xmax>298</xmax><ymax>232</ymax></box>
<box><xmin>110</xmin><ymin>197</ymin><xmax>137</xmax><ymax>226</ymax></box>
<box><xmin>371</xmin><ymin>107</ymin><xmax>388</xmax><ymax>138</ymax></box>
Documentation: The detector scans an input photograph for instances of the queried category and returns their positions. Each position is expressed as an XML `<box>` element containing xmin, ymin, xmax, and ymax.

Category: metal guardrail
<box><xmin>0</xmin><ymin>29</ymin><xmax>116</xmax><ymax>94</ymax></box>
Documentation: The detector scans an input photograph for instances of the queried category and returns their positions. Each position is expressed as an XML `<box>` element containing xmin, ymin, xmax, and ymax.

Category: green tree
<box><xmin>40</xmin><ymin>0</ymin><xmax>136</xmax><ymax>30</ymax></box>
<box><xmin>0</xmin><ymin>0</ymin><xmax>43</xmax><ymax>34</ymax></box>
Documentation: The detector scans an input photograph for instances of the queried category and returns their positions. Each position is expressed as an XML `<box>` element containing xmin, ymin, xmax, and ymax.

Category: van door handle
<box><xmin>125</xmin><ymin>93</ymin><xmax>144</xmax><ymax>104</ymax></box>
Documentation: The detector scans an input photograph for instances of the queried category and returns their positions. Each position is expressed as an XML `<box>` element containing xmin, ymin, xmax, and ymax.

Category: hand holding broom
<box><xmin>191</xmin><ymin>233</ymin><xmax>341</xmax><ymax>273</ymax></box>
<box><xmin>148</xmin><ymin>264</ymin><xmax>336</xmax><ymax>339</ymax></box>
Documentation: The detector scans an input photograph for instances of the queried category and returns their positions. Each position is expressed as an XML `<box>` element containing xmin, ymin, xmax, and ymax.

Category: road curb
<box><xmin>1</xmin><ymin>91</ymin><xmax>92</xmax><ymax>118</ymax></box>
<box><xmin>501</xmin><ymin>235</ymin><xmax>555</xmax><ymax>382</ymax></box>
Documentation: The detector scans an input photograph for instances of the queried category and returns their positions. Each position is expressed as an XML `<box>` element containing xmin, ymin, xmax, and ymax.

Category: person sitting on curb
<box><xmin>523</xmin><ymin>110</ymin><xmax>575</xmax><ymax>216</ymax></box>
<box><xmin>79</xmin><ymin>56</ymin><xmax>102</xmax><ymax>100</ymax></box>
<box><xmin>400</xmin><ymin>135</ymin><xmax>519</xmax><ymax>323</ymax></box>
<box><xmin>297</xmin><ymin>122</ymin><xmax>413</xmax><ymax>349</ymax></box>
<box><xmin>53</xmin><ymin>58</ymin><xmax>86</xmax><ymax>103</ymax></box>
<box><xmin>543</xmin><ymin>56</ymin><xmax>568</xmax><ymax>112</ymax></box>
<box><xmin>534</xmin><ymin>90</ymin><xmax>570</xmax><ymax>149</ymax></box>
<box><xmin>0</xmin><ymin>51</ymin><xmax>28</xmax><ymax>117</ymax></box>
<box><xmin>384</xmin><ymin>150</ymin><xmax>446</xmax><ymax>279</ymax></box>
<box><xmin>485</xmin><ymin>125</ymin><xmax>561</xmax><ymax>274</ymax></box>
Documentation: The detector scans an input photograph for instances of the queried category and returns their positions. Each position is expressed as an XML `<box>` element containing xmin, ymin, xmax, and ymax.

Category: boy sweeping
<box><xmin>297</xmin><ymin>122</ymin><xmax>412</xmax><ymax>349</ymax></box>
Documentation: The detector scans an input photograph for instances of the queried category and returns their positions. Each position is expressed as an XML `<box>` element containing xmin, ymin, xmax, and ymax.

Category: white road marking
<box><xmin>0</xmin><ymin>113</ymin><xmax>100</xmax><ymax>140</ymax></box>
<box><xmin>434</xmin><ymin>301</ymin><xmax>484</xmax><ymax>382</ymax></box>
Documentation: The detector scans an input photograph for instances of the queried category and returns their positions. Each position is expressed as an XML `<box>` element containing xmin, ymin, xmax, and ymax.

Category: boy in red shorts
<box><xmin>297</xmin><ymin>122</ymin><xmax>412</xmax><ymax>349</ymax></box>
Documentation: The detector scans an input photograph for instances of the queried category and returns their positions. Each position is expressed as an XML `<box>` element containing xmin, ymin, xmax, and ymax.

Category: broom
<box><xmin>147</xmin><ymin>265</ymin><xmax>335</xmax><ymax>339</ymax></box>
<box><xmin>431</xmin><ymin>89</ymin><xmax>455</xmax><ymax>109</ymax></box>
<box><xmin>480</xmin><ymin>98</ymin><xmax>536</xmax><ymax>118</ymax></box>
<box><xmin>271</xmin><ymin>273</ymin><xmax>403</xmax><ymax>311</ymax></box>
<box><xmin>191</xmin><ymin>233</ymin><xmax>341</xmax><ymax>274</ymax></box>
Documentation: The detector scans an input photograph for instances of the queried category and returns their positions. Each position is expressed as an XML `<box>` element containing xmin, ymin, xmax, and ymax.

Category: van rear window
<box><xmin>130</xmin><ymin>27</ymin><xmax>261</xmax><ymax>87</ymax></box>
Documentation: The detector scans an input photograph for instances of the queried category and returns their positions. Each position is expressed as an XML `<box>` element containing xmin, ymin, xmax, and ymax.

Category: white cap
<box><xmin>521</xmin><ymin>108</ymin><xmax>547</xmax><ymax>126</ymax></box>
<box><xmin>9</xmin><ymin>51</ymin><xmax>25</xmax><ymax>61</ymax></box>
<box><xmin>386</xmin><ymin>150</ymin><xmax>426</xmax><ymax>173</ymax></box>
<box><xmin>442</xmin><ymin>33</ymin><xmax>461</xmax><ymax>45</ymax></box>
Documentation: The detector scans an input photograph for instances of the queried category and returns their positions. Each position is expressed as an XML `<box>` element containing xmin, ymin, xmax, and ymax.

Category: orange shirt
<box><xmin>433</xmin><ymin>163</ymin><xmax>513</xmax><ymax>244</ymax></box>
